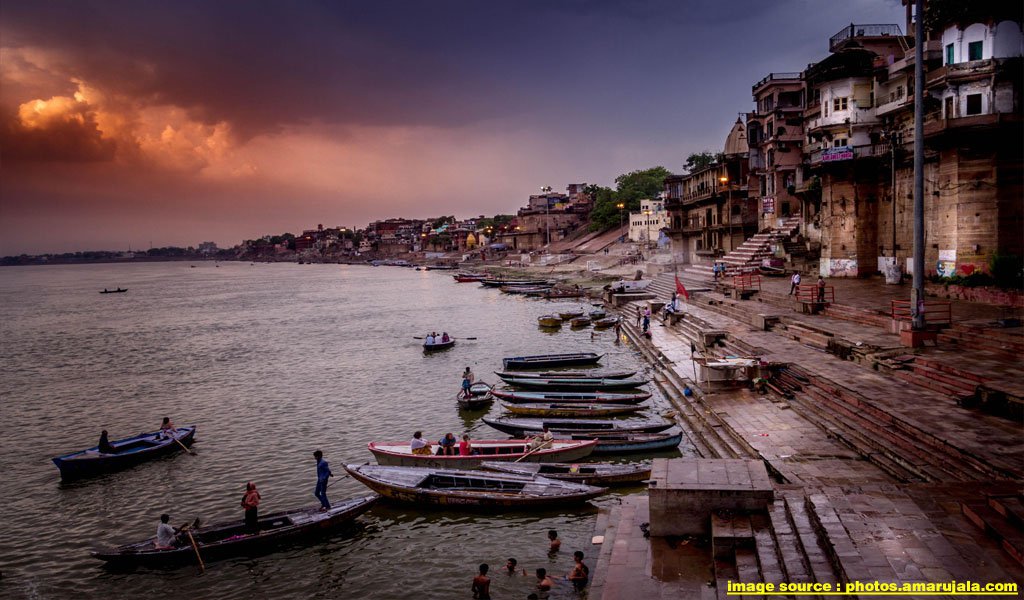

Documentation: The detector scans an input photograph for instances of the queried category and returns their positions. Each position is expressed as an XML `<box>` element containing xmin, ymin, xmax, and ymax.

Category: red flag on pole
<box><xmin>675</xmin><ymin>274</ymin><xmax>689</xmax><ymax>300</ymax></box>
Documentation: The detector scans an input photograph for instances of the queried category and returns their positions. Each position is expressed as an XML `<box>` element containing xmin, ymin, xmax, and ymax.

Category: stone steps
<box><xmin>782</xmin><ymin>494</ymin><xmax>840</xmax><ymax>587</ymax></box>
<box><xmin>891</xmin><ymin>368</ymin><xmax>975</xmax><ymax>401</ymax></box>
<box><xmin>961</xmin><ymin>499</ymin><xmax>1024</xmax><ymax>566</ymax></box>
<box><xmin>937</xmin><ymin>325</ymin><xmax>1024</xmax><ymax>356</ymax></box>
<box><xmin>913</xmin><ymin>356</ymin><xmax>987</xmax><ymax>384</ymax></box>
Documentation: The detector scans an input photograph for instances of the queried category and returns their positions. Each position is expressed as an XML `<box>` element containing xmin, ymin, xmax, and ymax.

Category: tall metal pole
<box><xmin>912</xmin><ymin>0</ymin><xmax>925</xmax><ymax>329</ymax></box>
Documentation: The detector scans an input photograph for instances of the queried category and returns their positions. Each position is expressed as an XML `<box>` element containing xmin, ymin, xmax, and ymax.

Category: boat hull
<box><xmin>502</xmin><ymin>353</ymin><xmax>603</xmax><ymax>370</ymax></box>
<box><xmin>368</xmin><ymin>439</ymin><xmax>597</xmax><ymax>468</ymax></box>
<box><xmin>52</xmin><ymin>427</ymin><xmax>197</xmax><ymax>480</ymax></box>
<box><xmin>490</xmin><ymin>389</ymin><xmax>651</xmax><ymax>404</ymax></box>
<box><xmin>493</xmin><ymin>370</ymin><xmax>636</xmax><ymax>380</ymax></box>
<box><xmin>503</xmin><ymin>403</ymin><xmax>644</xmax><ymax>418</ymax></box>
<box><xmin>482</xmin><ymin>417</ymin><xmax>674</xmax><ymax>436</ymax></box>
<box><xmin>500</xmin><ymin>376</ymin><xmax>648</xmax><ymax>391</ymax></box>
<box><xmin>561</xmin><ymin>430</ymin><xmax>684</xmax><ymax>455</ymax></box>
<box><xmin>480</xmin><ymin>462</ymin><xmax>652</xmax><ymax>486</ymax></box>
<box><xmin>345</xmin><ymin>465</ymin><xmax>605</xmax><ymax>508</ymax></box>
<box><xmin>537</xmin><ymin>316</ymin><xmax>563</xmax><ymax>327</ymax></box>
<box><xmin>91</xmin><ymin>495</ymin><xmax>378</xmax><ymax>567</ymax></box>
<box><xmin>423</xmin><ymin>340</ymin><xmax>455</xmax><ymax>352</ymax></box>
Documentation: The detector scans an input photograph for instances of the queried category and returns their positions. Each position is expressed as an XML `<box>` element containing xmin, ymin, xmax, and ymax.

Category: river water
<box><xmin>0</xmin><ymin>262</ymin><xmax>692</xmax><ymax>599</ymax></box>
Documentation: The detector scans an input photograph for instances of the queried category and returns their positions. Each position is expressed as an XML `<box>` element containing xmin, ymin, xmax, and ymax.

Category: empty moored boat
<box><xmin>456</xmin><ymin>392</ymin><xmax>494</xmax><ymax>410</ymax></box>
<box><xmin>499</xmin><ymin>376</ymin><xmax>649</xmax><ymax>391</ymax></box>
<box><xmin>489</xmin><ymin>389</ymin><xmax>651</xmax><ymax>404</ymax></box>
<box><xmin>556</xmin><ymin>429</ymin><xmax>684</xmax><ymax>454</ymax></box>
<box><xmin>502</xmin><ymin>352</ymin><xmax>603</xmax><ymax>370</ymax></box>
<box><xmin>502</xmin><ymin>403</ymin><xmax>645</xmax><ymax>418</ymax></box>
<box><xmin>482</xmin><ymin>416</ymin><xmax>674</xmax><ymax>436</ymax></box>
<box><xmin>592</xmin><ymin>317</ymin><xmax>620</xmax><ymax>329</ymax></box>
<box><xmin>569</xmin><ymin>317</ymin><xmax>591</xmax><ymax>328</ymax></box>
<box><xmin>52</xmin><ymin>427</ymin><xmax>197</xmax><ymax>480</ymax></box>
<box><xmin>345</xmin><ymin>464</ymin><xmax>606</xmax><ymax>508</ymax></box>
<box><xmin>91</xmin><ymin>495</ymin><xmax>378</xmax><ymax>567</ymax></box>
<box><xmin>494</xmin><ymin>370</ymin><xmax>636</xmax><ymax>380</ymax></box>
<box><xmin>537</xmin><ymin>315</ymin><xmax>563</xmax><ymax>328</ymax></box>
<box><xmin>368</xmin><ymin>438</ymin><xmax>597</xmax><ymax>468</ymax></box>
<box><xmin>480</xmin><ymin>462</ymin><xmax>652</xmax><ymax>486</ymax></box>
<box><xmin>557</xmin><ymin>310</ymin><xmax>584</xmax><ymax>320</ymax></box>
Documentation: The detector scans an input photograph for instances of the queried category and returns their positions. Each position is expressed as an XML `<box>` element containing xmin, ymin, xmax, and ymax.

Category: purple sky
<box><xmin>0</xmin><ymin>0</ymin><xmax>905</xmax><ymax>253</ymax></box>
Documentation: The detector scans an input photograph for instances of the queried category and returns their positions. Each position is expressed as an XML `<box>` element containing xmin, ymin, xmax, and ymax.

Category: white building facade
<box><xmin>628</xmin><ymin>198</ymin><xmax>668</xmax><ymax>245</ymax></box>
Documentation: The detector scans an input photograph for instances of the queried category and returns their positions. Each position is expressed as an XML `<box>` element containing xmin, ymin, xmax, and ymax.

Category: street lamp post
<box><xmin>616</xmin><ymin>202</ymin><xmax>625</xmax><ymax>240</ymax></box>
<box><xmin>642</xmin><ymin>209</ymin><xmax>652</xmax><ymax>247</ymax></box>
<box><xmin>719</xmin><ymin>175</ymin><xmax>731</xmax><ymax>253</ymax></box>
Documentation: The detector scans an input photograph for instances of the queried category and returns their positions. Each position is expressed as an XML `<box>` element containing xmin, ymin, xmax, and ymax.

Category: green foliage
<box><xmin>683</xmin><ymin>152</ymin><xmax>723</xmax><ymax>174</ymax></box>
<box><xmin>431</xmin><ymin>216</ymin><xmax>455</xmax><ymax>229</ymax></box>
<box><xmin>923</xmin><ymin>0</ymin><xmax>1022</xmax><ymax>34</ymax></box>
<box><xmin>476</xmin><ymin>214</ymin><xmax>515</xmax><ymax>231</ymax></box>
<box><xmin>587</xmin><ymin>166</ymin><xmax>671</xmax><ymax>231</ymax></box>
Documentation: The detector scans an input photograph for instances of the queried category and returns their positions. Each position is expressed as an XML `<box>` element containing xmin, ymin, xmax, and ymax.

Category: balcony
<box><xmin>925</xmin><ymin>59</ymin><xmax>997</xmax><ymax>88</ymax></box>
<box><xmin>829</xmin><ymin>23</ymin><xmax>903</xmax><ymax>52</ymax></box>
<box><xmin>923</xmin><ymin>112</ymin><xmax>1021</xmax><ymax>139</ymax></box>
<box><xmin>874</xmin><ymin>95</ymin><xmax>912</xmax><ymax>117</ymax></box>
<box><xmin>753</xmin><ymin>72</ymin><xmax>801</xmax><ymax>94</ymax></box>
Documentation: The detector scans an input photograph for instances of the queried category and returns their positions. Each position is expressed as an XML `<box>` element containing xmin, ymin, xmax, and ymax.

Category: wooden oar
<box><xmin>183</xmin><ymin>525</ymin><xmax>205</xmax><ymax>573</ymax></box>
<box><xmin>513</xmin><ymin>438</ymin><xmax>552</xmax><ymax>463</ymax></box>
<box><xmin>170</xmin><ymin>435</ymin><xmax>196</xmax><ymax>455</ymax></box>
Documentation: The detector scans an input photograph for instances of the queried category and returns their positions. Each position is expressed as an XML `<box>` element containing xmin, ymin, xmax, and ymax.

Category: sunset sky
<box><xmin>0</xmin><ymin>0</ymin><xmax>904</xmax><ymax>254</ymax></box>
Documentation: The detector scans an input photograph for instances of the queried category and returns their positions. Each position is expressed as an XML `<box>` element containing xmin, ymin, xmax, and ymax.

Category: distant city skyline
<box><xmin>0</xmin><ymin>0</ymin><xmax>905</xmax><ymax>254</ymax></box>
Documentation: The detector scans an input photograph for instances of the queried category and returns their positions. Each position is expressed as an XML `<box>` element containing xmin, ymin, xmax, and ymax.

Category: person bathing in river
<box><xmin>567</xmin><ymin>550</ymin><xmax>589</xmax><ymax>591</ymax></box>
<box><xmin>547</xmin><ymin>530</ymin><xmax>561</xmax><ymax>553</ymax></box>
<box><xmin>410</xmin><ymin>431</ymin><xmax>432</xmax><ymax>455</ymax></box>
<box><xmin>98</xmin><ymin>430</ymin><xmax>116</xmax><ymax>454</ymax></box>
<box><xmin>471</xmin><ymin>563</ymin><xmax>491</xmax><ymax>599</ymax></box>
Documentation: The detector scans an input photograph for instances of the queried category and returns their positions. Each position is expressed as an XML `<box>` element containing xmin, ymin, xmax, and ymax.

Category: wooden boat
<box><xmin>502</xmin><ymin>352</ymin><xmax>603</xmax><ymax>370</ymax></box>
<box><xmin>537</xmin><ymin>315</ymin><xmax>563</xmax><ymax>327</ymax></box>
<box><xmin>482</xmin><ymin>416</ymin><xmax>674</xmax><ymax>436</ymax></box>
<box><xmin>502</xmin><ymin>403</ymin><xmax>645</xmax><ymax>418</ymax></box>
<box><xmin>589</xmin><ymin>309</ymin><xmax>607</xmax><ymax>319</ymax></box>
<box><xmin>99</xmin><ymin>288</ymin><xmax>128</xmax><ymax>294</ymax></box>
<box><xmin>569</xmin><ymin>316</ymin><xmax>591</xmax><ymax>328</ymax></box>
<box><xmin>469</xmin><ymin>382</ymin><xmax>492</xmax><ymax>396</ymax></box>
<box><xmin>543</xmin><ymin>289</ymin><xmax>586</xmax><ymax>299</ymax></box>
<box><xmin>368</xmin><ymin>438</ymin><xmax>597</xmax><ymax>468</ymax></box>
<box><xmin>52</xmin><ymin>427</ymin><xmax>197</xmax><ymax>480</ymax></box>
<box><xmin>481</xmin><ymin>278</ymin><xmax>552</xmax><ymax>286</ymax></box>
<box><xmin>557</xmin><ymin>429</ymin><xmax>684</xmax><ymax>454</ymax></box>
<box><xmin>592</xmin><ymin>316</ymin><xmax>620</xmax><ymax>329</ymax></box>
<box><xmin>480</xmin><ymin>462</ymin><xmax>652</xmax><ymax>486</ymax></box>
<box><xmin>423</xmin><ymin>339</ymin><xmax>456</xmax><ymax>352</ymax></box>
<box><xmin>457</xmin><ymin>393</ymin><xmax>494</xmax><ymax>410</ymax></box>
<box><xmin>499</xmin><ymin>376</ymin><xmax>649</xmax><ymax>391</ymax></box>
<box><xmin>490</xmin><ymin>389</ymin><xmax>651</xmax><ymax>404</ymax></box>
<box><xmin>503</xmin><ymin>286</ymin><xmax>551</xmax><ymax>295</ymax></box>
<box><xmin>91</xmin><ymin>495</ymin><xmax>378</xmax><ymax>567</ymax></box>
<box><xmin>557</xmin><ymin>310</ymin><xmax>585</xmax><ymax>320</ymax></box>
<box><xmin>494</xmin><ymin>370</ymin><xmax>637</xmax><ymax>380</ymax></box>
<box><xmin>453</xmin><ymin>273</ymin><xmax>487</xmax><ymax>282</ymax></box>
<box><xmin>345</xmin><ymin>465</ymin><xmax>606</xmax><ymax>508</ymax></box>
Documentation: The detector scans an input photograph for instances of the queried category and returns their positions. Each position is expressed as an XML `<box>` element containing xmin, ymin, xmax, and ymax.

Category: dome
<box><xmin>723</xmin><ymin>117</ymin><xmax>748</xmax><ymax>156</ymax></box>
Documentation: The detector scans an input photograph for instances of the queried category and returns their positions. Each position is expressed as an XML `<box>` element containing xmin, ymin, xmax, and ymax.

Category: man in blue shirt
<box><xmin>313</xmin><ymin>450</ymin><xmax>332</xmax><ymax>510</ymax></box>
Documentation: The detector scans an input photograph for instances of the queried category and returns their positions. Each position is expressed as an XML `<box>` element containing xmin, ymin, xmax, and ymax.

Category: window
<box><xmin>965</xmin><ymin>94</ymin><xmax>982</xmax><ymax>115</ymax></box>
<box><xmin>833</xmin><ymin>138</ymin><xmax>848</xmax><ymax>148</ymax></box>
<box><xmin>945</xmin><ymin>43</ymin><xmax>954</xmax><ymax>65</ymax></box>
<box><xmin>833</xmin><ymin>97</ymin><xmax>848</xmax><ymax>111</ymax></box>
<box><xmin>896</xmin><ymin>85</ymin><xmax>904</xmax><ymax>99</ymax></box>
<box><xmin>968</xmin><ymin>41</ymin><xmax>983</xmax><ymax>61</ymax></box>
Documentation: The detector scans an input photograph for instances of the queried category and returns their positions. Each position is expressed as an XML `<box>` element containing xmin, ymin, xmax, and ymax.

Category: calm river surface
<box><xmin>0</xmin><ymin>262</ymin><xmax>693</xmax><ymax>599</ymax></box>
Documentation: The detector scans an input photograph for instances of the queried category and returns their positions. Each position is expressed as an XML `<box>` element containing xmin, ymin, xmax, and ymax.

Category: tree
<box><xmin>683</xmin><ymin>151</ymin><xmax>724</xmax><ymax>173</ymax></box>
<box><xmin>587</xmin><ymin>166</ymin><xmax>671</xmax><ymax>231</ymax></box>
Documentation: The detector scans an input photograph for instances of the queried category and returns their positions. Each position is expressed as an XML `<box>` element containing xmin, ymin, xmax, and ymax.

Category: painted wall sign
<box><xmin>762</xmin><ymin>196</ymin><xmax>775</xmax><ymax>214</ymax></box>
<box><xmin>822</xmin><ymin>146</ymin><xmax>854</xmax><ymax>162</ymax></box>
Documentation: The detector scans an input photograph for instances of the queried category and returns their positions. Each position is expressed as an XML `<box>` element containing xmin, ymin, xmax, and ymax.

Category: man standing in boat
<box><xmin>313</xmin><ymin>450</ymin><xmax>332</xmax><ymax>511</ymax></box>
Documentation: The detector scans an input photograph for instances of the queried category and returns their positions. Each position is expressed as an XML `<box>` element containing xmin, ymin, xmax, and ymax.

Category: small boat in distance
<box><xmin>52</xmin><ymin>426</ymin><xmax>197</xmax><ymax>480</ymax></box>
<box><xmin>593</xmin><ymin>316</ymin><xmax>620</xmax><ymax>329</ymax></box>
<box><xmin>345</xmin><ymin>464</ymin><xmax>606</xmax><ymax>508</ymax></box>
<box><xmin>368</xmin><ymin>438</ymin><xmax>597</xmax><ymax>468</ymax></box>
<box><xmin>91</xmin><ymin>495</ymin><xmax>378</xmax><ymax>567</ymax></box>
<box><xmin>480</xmin><ymin>462</ymin><xmax>652</xmax><ymax>486</ymax></box>
<box><xmin>503</xmin><ymin>352</ymin><xmax>603</xmax><ymax>370</ymax></box>
<box><xmin>569</xmin><ymin>316</ymin><xmax>591</xmax><ymax>328</ymax></box>
<box><xmin>99</xmin><ymin>288</ymin><xmax>128</xmax><ymax>294</ymax></box>
<box><xmin>537</xmin><ymin>315</ymin><xmax>563</xmax><ymax>328</ymax></box>
<box><xmin>423</xmin><ymin>338</ymin><xmax>456</xmax><ymax>352</ymax></box>
<box><xmin>457</xmin><ymin>393</ymin><xmax>494</xmax><ymax>410</ymax></box>
<box><xmin>453</xmin><ymin>273</ymin><xmax>487</xmax><ymax>282</ymax></box>
<box><xmin>556</xmin><ymin>429</ymin><xmax>684</xmax><ymax>454</ymax></box>
<box><xmin>557</xmin><ymin>310</ymin><xmax>585</xmax><ymax>320</ymax></box>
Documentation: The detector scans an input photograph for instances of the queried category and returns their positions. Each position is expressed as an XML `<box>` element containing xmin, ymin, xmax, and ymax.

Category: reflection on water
<box><xmin>0</xmin><ymin>262</ymin><xmax>693</xmax><ymax>599</ymax></box>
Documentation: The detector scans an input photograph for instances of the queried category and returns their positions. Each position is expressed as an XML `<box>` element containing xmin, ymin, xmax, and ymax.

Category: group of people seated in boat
<box><xmin>410</xmin><ymin>431</ymin><xmax>478</xmax><ymax>456</ymax></box>
<box><xmin>96</xmin><ymin>417</ymin><xmax>179</xmax><ymax>454</ymax></box>
<box><xmin>424</xmin><ymin>332</ymin><xmax>450</xmax><ymax>345</ymax></box>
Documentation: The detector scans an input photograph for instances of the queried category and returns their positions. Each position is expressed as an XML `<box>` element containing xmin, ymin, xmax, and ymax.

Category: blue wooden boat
<box><xmin>502</xmin><ymin>353</ymin><xmax>603</xmax><ymax>370</ymax></box>
<box><xmin>482</xmin><ymin>416</ymin><xmax>673</xmax><ymax>436</ymax></box>
<box><xmin>52</xmin><ymin>427</ymin><xmax>197</xmax><ymax>480</ymax></box>
<box><xmin>423</xmin><ymin>339</ymin><xmax>456</xmax><ymax>352</ymax></box>
<box><xmin>557</xmin><ymin>429</ymin><xmax>683</xmax><ymax>455</ymax></box>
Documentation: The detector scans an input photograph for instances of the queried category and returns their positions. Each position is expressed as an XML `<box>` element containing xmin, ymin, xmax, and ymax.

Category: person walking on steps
<box><xmin>789</xmin><ymin>271</ymin><xmax>801</xmax><ymax>296</ymax></box>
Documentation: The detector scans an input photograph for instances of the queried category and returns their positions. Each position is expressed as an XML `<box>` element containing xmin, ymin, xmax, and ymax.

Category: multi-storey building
<box><xmin>748</xmin><ymin>73</ymin><xmax>806</xmax><ymax>230</ymax></box>
<box><xmin>663</xmin><ymin>118</ymin><xmax>754</xmax><ymax>266</ymax></box>
<box><xmin>628</xmin><ymin>198</ymin><xmax>668</xmax><ymax>246</ymax></box>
